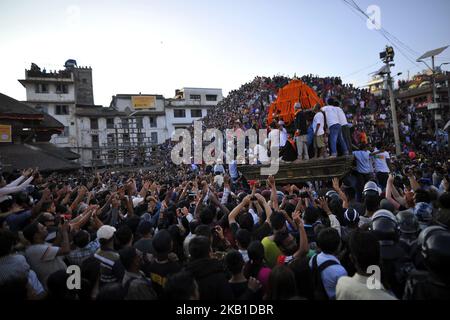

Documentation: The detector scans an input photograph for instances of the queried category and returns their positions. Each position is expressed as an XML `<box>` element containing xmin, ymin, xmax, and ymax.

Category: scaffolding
<box><xmin>90</xmin><ymin>117</ymin><xmax>157</xmax><ymax>169</ymax></box>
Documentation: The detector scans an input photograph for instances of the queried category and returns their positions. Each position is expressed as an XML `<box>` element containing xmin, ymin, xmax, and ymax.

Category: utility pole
<box><xmin>431</xmin><ymin>55</ymin><xmax>438</xmax><ymax>132</ymax></box>
<box><xmin>379</xmin><ymin>46</ymin><xmax>402</xmax><ymax>156</ymax></box>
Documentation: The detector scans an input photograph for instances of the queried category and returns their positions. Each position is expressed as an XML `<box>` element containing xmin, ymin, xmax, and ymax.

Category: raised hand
<box><xmin>332</xmin><ymin>177</ymin><xmax>341</xmax><ymax>191</ymax></box>
<box><xmin>248</xmin><ymin>277</ymin><xmax>262</xmax><ymax>293</ymax></box>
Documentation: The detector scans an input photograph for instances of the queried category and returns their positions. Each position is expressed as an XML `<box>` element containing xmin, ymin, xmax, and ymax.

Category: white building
<box><xmin>19</xmin><ymin>61</ymin><xmax>95</xmax><ymax>149</ymax></box>
<box><xmin>20</xmin><ymin>62</ymin><xmax>224</xmax><ymax>167</ymax></box>
<box><xmin>165</xmin><ymin>87</ymin><xmax>223</xmax><ymax>136</ymax></box>
<box><xmin>109</xmin><ymin>94</ymin><xmax>168</xmax><ymax>144</ymax></box>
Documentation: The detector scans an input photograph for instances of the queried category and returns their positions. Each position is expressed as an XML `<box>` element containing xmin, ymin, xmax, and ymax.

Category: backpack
<box><xmin>310</xmin><ymin>254</ymin><xmax>339</xmax><ymax>300</ymax></box>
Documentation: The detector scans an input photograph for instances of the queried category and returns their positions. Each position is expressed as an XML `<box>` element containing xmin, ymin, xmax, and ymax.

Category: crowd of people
<box><xmin>0</xmin><ymin>73</ymin><xmax>449</xmax><ymax>301</ymax></box>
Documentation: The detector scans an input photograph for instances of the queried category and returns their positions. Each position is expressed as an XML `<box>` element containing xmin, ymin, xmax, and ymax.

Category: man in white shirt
<box><xmin>321</xmin><ymin>99</ymin><xmax>349</xmax><ymax>157</ymax></box>
<box><xmin>312</xmin><ymin>104</ymin><xmax>326</xmax><ymax>158</ymax></box>
<box><xmin>268</xmin><ymin>122</ymin><xmax>280</xmax><ymax>161</ymax></box>
<box><xmin>336</xmin><ymin>230</ymin><xmax>397</xmax><ymax>300</ymax></box>
<box><xmin>371</xmin><ymin>144</ymin><xmax>391</xmax><ymax>190</ymax></box>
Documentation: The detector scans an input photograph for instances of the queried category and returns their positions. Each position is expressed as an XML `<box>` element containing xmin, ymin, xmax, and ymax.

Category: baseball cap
<box><xmin>363</xmin><ymin>181</ymin><xmax>382</xmax><ymax>195</ymax></box>
<box><xmin>326</xmin><ymin>190</ymin><xmax>339</xmax><ymax>200</ymax></box>
<box><xmin>344</xmin><ymin>208</ymin><xmax>360</xmax><ymax>223</ymax></box>
<box><xmin>97</xmin><ymin>225</ymin><xmax>116</xmax><ymax>240</ymax></box>
<box><xmin>414</xmin><ymin>202</ymin><xmax>433</xmax><ymax>223</ymax></box>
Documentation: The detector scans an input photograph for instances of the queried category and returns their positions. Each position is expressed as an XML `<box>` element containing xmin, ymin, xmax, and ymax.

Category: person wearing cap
<box><xmin>340</xmin><ymin>208</ymin><xmax>360</xmax><ymax>244</ymax></box>
<box><xmin>293</xmin><ymin>103</ymin><xmax>309</xmax><ymax>161</ymax></box>
<box><xmin>94</xmin><ymin>225</ymin><xmax>122</xmax><ymax>287</ymax></box>
<box><xmin>358</xmin><ymin>181</ymin><xmax>381</xmax><ymax>227</ymax></box>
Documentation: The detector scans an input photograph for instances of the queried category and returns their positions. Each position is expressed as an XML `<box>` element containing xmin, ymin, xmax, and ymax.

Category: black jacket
<box><xmin>294</xmin><ymin>111</ymin><xmax>308</xmax><ymax>135</ymax></box>
<box><xmin>185</xmin><ymin>258</ymin><xmax>234</xmax><ymax>300</ymax></box>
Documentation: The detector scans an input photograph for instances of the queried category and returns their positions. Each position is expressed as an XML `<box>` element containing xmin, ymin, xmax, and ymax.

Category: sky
<box><xmin>1</xmin><ymin>0</ymin><xmax>449</xmax><ymax>107</ymax></box>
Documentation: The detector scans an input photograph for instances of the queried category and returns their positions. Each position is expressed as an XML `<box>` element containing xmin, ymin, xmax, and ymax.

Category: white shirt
<box><xmin>280</xmin><ymin>127</ymin><xmax>288</xmax><ymax>147</ymax></box>
<box><xmin>254</xmin><ymin>144</ymin><xmax>270</xmax><ymax>163</ymax></box>
<box><xmin>313</xmin><ymin>112</ymin><xmax>325</xmax><ymax>136</ymax></box>
<box><xmin>336</xmin><ymin>107</ymin><xmax>348</xmax><ymax>126</ymax></box>
<box><xmin>372</xmin><ymin>150</ymin><xmax>390</xmax><ymax>173</ymax></box>
<box><xmin>336</xmin><ymin>274</ymin><xmax>397</xmax><ymax>300</ymax></box>
<box><xmin>321</xmin><ymin>106</ymin><xmax>340</xmax><ymax>128</ymax></box>
<box><xmin>268</xmin><ymin>129</ymin><xmax>280</xmax><ymax>147</ymax></box>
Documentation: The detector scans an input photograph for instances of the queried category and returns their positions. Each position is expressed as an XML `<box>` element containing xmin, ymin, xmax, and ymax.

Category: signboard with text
<box><xmin>132</xmin><ymin>96</ymin><xmax>156</xmax><ymax>109</ymax></box>
<box><xmin>0</xmin><ymin>125</ymin><xmax>12</xmax><ymax>143</ymax></box>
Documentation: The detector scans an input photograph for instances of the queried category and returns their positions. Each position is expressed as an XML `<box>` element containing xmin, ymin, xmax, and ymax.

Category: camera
<box><xmin>300</xmin><ymin>191</ymin><xmax>309</xmax><ymax>198</ymax></box>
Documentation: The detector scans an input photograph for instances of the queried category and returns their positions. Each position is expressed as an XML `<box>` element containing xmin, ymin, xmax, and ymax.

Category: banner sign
<box><xmin>0</xmin><ymin>125</ymin><xmax>12</xmax><ymax>143</ymax></box>
<box><xmin>132</xmin><ymin>96</ymin><xmax>156</xmax><ymax>109</ymax></box>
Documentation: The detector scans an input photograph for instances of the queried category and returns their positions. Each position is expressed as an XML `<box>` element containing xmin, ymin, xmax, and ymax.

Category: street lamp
<box><xmin>416</xmin><ymin>45</ymin><xmax>449</xmax><ymax>131</ymax></box>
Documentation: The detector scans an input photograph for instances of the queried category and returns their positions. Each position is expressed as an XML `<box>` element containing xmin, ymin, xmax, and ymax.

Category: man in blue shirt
<box><xmin>309</xmin><ymin>228</ymin><xmax>348</xmax><ymax>299</ymax></box>
<box><xmin>352</xmin><ymin>144</ymin><xmax>374</xmax><ymax>201</ymax></box>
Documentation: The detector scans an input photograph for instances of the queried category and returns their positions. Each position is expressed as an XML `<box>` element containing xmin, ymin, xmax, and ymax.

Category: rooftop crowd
<box><xmin>0</xmin><ymin>74</ymin><xmax>449</xmax><ymax>300</ymax></box>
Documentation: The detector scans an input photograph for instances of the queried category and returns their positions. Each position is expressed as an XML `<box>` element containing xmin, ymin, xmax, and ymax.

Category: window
<box><xmin>35</xmin><ymin>83</ymin><xmax>49</xmax><ymax>93</ymax></box>
<box><xmin>149</xmin><ymin>117</ymin><xmax>157</xmax><ymax>128</ymax></box>
<box><xmin>92</xmin><ymin>150</ymin><xmax>101</xmax><ymax>160</ymax></box>
<box><xmin>121</xmin><ymin>118</ymin><xmax>129</xmax><ymax>129</ymax></box>
<box><xmin>122</xmin><ymin>133</ymin><xmax>130</xmax><ymax>143</ymax></box>
<box><xmin>35</xmin><ymin>105</ymin><xmax>48</xmax><ymax>114</ymax></box>
<box><xmin>55</xmin><ymin>105</ymin><xmax>69</xmax><ymax>115</ymax></box>
<box><xmin>107</xmin><ymin>134</ymin><xmax>115</xmax><ymax>144</ymax></box>
<box><xmin>91</xmin><ymin>135</ymin><xmax>99</xmax><ymax>147</ymax></box>
<box><xmin>56</xmin><ymin>84</ymin><xmax>68</xmax><ymax>94</ymax></box>
<box><xmin>90</xmin><ymin>118</ymin><xmax>98</xmax><ymax>130</ymax></box>
<box><xmin>136</xmin><ymin>117</ymin><xmax>143</xmax><ymax>129</ymax></box>
<box><xmin>174</xmin><ymin>109</ymin><xmax>186</xmax><ymax>118</ymax></box>
<box><xmin>82</xmin><ymin>78</ymin><xmax>87</xmax><ymax>84</ymax></box>
<box><xmin>61</xmin><ymin>126</ymin><xmax>69</xmax><ymax>137</ymax></box>
<box><xmin>206</xmin><ymin>94</ymin><xmax>217</xmax><ymax>101</ymax></box>
<box><xmin>191</xmin><ymin>109</ymin><xmax>202</xmax><ymax>118</ymax></box>
<box><xmin>151</xmin><ymin>132</ymin><xmax>158</xmax><ymax>144</ymax></box>
<box><xmin>189</xmin><ymin>94</ymin><xmax>201</xmax><ymax>100</ymax></box>
<box><xmin>106</xmin><ymin>118</ymin><xmax>115</xmax><ymax>129</ymax></box>
<box><xmin>137</xmin><ymin>133</ymin><xmax>145</xmax><ymax>144</ymax></box>
<box><xmin>108</xmin><ymin>150</ymin><xmax>115</xmax><ymax>160</ymax></box>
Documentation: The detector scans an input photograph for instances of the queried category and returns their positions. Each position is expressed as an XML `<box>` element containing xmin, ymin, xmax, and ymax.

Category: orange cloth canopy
<box><xmin>267</xmin><ymin>79</ymin><xmax>324</xmax><ymax>126</ymax></box>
